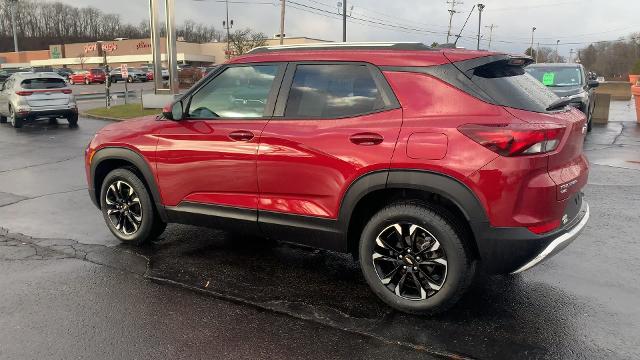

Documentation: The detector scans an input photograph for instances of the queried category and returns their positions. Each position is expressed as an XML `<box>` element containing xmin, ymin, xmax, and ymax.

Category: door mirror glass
<box><xmin>587</xmin><ymin>80</ymin><xmax>599</xmax><ymax>88</ymax></box>
<box><xmin>163</xmin><ymin>101</ymin><xmax>183</xmax><ymax>120</ymax></box>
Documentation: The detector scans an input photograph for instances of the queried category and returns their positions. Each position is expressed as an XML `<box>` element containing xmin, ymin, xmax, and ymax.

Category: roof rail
<box><xmin>247</xmin><ymin>42</ymin><xmax>433</xmax><ymax>54</ymax></box>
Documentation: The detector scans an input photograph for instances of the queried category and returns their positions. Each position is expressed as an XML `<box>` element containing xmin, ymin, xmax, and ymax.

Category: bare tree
<box><xmin>227</xmin><ymin>28</ymin><xmax>268</xmax><ymax>56</ymax></box>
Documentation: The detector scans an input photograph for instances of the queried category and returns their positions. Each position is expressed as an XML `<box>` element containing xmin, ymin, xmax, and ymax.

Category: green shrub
<box><xmin>632</xmin><ymin>59</ymin><xmax>640</xmax><ymax>75</ymax></box>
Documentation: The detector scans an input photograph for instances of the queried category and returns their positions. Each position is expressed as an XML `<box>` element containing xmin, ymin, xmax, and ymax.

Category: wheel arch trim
<box><xmin>338</xmin><ymin>169</ymin><xmax>489</xmax><ymax>244</ymax></box>
<box><xmin>89</xmin><ymin>146</ymin><xmax>167</xmax><ymax>221</ymax></box>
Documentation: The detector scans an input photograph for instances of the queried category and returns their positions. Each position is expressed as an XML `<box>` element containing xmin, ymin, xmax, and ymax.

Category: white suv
<box><xmin>0</xmin><ymin>72</ymin><xmax>78</xmax><ymax>128</ymax></box>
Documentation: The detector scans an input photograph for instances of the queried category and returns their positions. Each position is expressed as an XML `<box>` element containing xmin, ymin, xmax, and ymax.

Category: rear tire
<box><xmin>0</xmin><ymin>115</ymin><xmax>6</xmax><ymax>123</ymax></box>
<box><xmin>100</xmin><ymin>168</ymin><xmax>166</xmax><ymax>246</ymax></box>
<box><xmin>127</xmin><ymin>76</ymin><xmax>133</xmax><ymax>83</ymax></box>
<box><xmin>9</xmin><ymin>107</ymin><xmax>22</xmax><ymax>128</ymax></box>
<box><xmin>67</xmin><ymin>114</ymin><xmax>78</xmax><ymax>128</ymax></box>
<box><xmin>84</xmin><ymin>78</ymin><xmax>90</xmax><ymax>85</ymax></box>
<box><xmin>69</xmin><ymin>78</ymin><xmax>74</xmax><ymax>85</ymax></box>
<box><xmin>359</xmin><ymin>201</ymin><xmax>475</xmax><ymax>315</ymax></box>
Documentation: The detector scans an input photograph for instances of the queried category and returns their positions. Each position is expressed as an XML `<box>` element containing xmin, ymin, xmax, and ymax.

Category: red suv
<box><xmin>69</xmin><ymin>68</ymin><xmax>106</xmax><ymax>85</ymax></box>
<box><xmin>85</xmin><ymin>43</ymin><xmax>589</xmax><ymax>314</ymax></box>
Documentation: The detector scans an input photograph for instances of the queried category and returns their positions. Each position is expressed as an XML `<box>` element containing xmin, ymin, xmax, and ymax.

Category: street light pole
<box><xmin>476</xmin><ymin>3</ymin><xmax>484</xmax><ymax>50</ymax></box>
<box><xmin>279</xmin><ymin>0</ymin><xmax>286</xmax><ymax>45</ymax></box>
<box><xmin>223</xmin><ymin>0</ymin><xmax>233</xmax><ymax>59</ymax></box>
<box><xmin>9</xmin><ymin>0</ymin><xmax>19</xmax><ymax>52</ymax></box>
<box><xmin>342</xmin><ymin>0</ymin><xmax>347</xmax><ymax>42</ymax></box>
<box><xmin>555</xmin><ymin>40</ymin><xmax>560</xmax><ymax>62</ymax></box>
<box><xmin>530</xmin><ymin>26</ymin><xmax>536</xmax><ymax>57</ymax></box>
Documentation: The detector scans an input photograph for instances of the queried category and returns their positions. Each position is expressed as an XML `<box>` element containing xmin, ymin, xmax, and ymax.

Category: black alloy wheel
<box><xmin>372</xmin><ymin>223</ymin><xmax>448</xmax><ymax>300</ymax></box>
<box><xmin>105</xmin><ymin>180</ymin><xmax>143</xmax><ymax>236</ymax></box>
<box><xmin>100</xmin><ymin>168</ymin><xmax>166</xmax><ymax>245</ymax></box>
<box><xmin>359</xmin><ymin>202</ymin><xmax>475</xmax><ymax>314</ymax></box>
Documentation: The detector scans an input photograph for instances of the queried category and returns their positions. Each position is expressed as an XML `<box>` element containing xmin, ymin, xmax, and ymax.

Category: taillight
<box><xmin>458</xmin><ymin>123</ymin><xmax>565</xmax><ymax>157</ymax></box>
<box><xmin>15</xmin><ymin>91</ymin><xmax>33</xmax><ymax>96</ymax></box>
<box><xmin>62</xmin><ymin>89</ymin><xmax>72</xmax><ymax>94</ymax></box>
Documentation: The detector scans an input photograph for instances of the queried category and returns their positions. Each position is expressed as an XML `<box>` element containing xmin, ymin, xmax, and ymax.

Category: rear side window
<box><xmin>21</xmin><ymin>78</ymin><xmax>66</xmax><ymax>89</ymax></box>
<box><xmin>91</xmin><ymin>69</ymin><xmax>104</xmax><ymax>75</ymax></box>
<box><xmin>285</xmin><ymin>64</ymin><xmax>384</xmax><ymax>118</ymax></box>
<box><xmin>470</xmin><ymin>60</ymin><xmax>558</xmax><ymax>113</ymax></box>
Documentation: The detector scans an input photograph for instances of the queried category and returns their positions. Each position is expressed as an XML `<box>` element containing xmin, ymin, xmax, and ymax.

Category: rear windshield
<box><xmin>525</xmin><ymin>66</ymin><xmax>584</xmax><ymax>87</ymax></box>
<box><xmin>21</xmin><ymin>78</ymin><xmax>66</xmax><ymax>89</ymax></box>
<box><xmin>91</xmin><ymin>69</ymin><xmax>105</xmax><ymax>75</ymax></box>
<box><xmin>470</xmin><ymin>60</ymin><xmax>558</xmax><ymax>113</ymax></box>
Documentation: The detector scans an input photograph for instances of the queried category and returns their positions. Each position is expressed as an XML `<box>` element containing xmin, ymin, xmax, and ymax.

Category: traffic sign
<box><xmin>121</xmin><ymin>64</ymin><xmax>128</xmax><ymax>78</ymax></box>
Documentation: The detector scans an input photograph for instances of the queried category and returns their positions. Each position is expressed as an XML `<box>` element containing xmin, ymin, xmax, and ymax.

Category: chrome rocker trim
<box><xmin>511</xmin><ymin>203</ymin><xmax>590</xmax><ymax>274</ymax></box>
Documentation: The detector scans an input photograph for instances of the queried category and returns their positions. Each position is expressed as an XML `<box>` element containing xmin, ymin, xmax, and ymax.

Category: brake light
<box><xmin>527</xmin><ymin>219</ymin><xmax>561</xmax><ymax>234</ymax></box>
<box><xmin>62</xmin><ymin>89</ymin><xmax>72</xmax><ymax>94</ymax></box>
<box><xmin>15</xmin><ymin>91</ymin><xmax>33</xmax><ymax>96</ymax></box>
<box><xmin>458</xmin><ymin>123</ymin><xmax>565</xmax><ymax>156</ymax></box>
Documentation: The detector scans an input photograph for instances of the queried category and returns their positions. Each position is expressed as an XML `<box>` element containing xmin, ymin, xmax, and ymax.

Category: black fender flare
<box><xmin>337</xmin><ymin>169</ymin><xmax>489</xmax><ymax>249</ymax></box>
<box><xmin>89</xmin><ymin>147</ymin><xmax>167</xmax><ymax>221</ymax></box>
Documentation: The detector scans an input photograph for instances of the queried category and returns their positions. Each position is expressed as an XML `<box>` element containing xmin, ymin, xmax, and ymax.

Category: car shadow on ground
<box><xmin>122</xmin><ymin>224</ymin><xmax>598</xmax><ymax>359</ymax></box>
<box><xmin>1</xmin><ymin>119</ymin><xmax>78</xmax><ymax>132</ymax></box>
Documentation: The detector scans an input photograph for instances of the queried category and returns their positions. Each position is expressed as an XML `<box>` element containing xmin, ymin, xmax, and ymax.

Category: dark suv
<box><xmin>85</xmin><ymin>43</ymin><xmax>589</xmax><ymax>314</ymax></box>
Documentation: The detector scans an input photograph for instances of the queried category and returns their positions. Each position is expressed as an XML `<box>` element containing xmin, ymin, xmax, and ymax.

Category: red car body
<box><xmin>86</xmin><ymin>45</ymin><xmax>589</xmax><ymax>276</ymax></box>
<box><xmin>69</xmin><ymin>68</ymin><xmax>106</xmax><ymax>85</ymax></box>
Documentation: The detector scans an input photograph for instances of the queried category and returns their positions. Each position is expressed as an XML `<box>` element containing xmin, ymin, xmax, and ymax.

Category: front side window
<box><xmin>285</xmin><ymin>64</ymin><xmax>384</xmax><ymax>118</ymax></box>
<box><xmin>188</xmin><ymin>65</ymin><xmax>279</xmax><ymax>119</ymax></box>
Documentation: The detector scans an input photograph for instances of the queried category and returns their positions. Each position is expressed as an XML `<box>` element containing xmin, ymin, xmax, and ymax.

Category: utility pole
<box><xmin>222</xmin><ymin>0</ymin><xmax>233</xmax><ymax>59</ymax></box>
<box><xmin>569</xmin><ymin>48</ymin><xmax>574</xmax><ymax>63</ymax></box>
<box><xmin>446</xmin><ymin>0</ymin><xmax>462</xmax><ymax>43</ymax></box>
<box><xmin>555</xmin><ymin>39</ymin><xmax>560</xmax><ymax>62</ymax></box>
<box><xmin>342</xmin><ymin>0</ymin><xmax>347</xmax><ymax>42</ymax></box>
<box><xmin>535</xmin><ymin>42</ymin><xmax>540</xmax><ymax>63</ymax></box>
<box><xmin>9</xmin><ymin>0</ymin><xmax>19</xmax><ymax>52</ymax></box>
<box><xmin>279</xmin><ymin>0</ymin><xmax>286</xmax><ymax>45</ymax></box>
<box><xmin>476</xmin><ymin>3</ymin><xmax>484</xmax><ymax>50</ymax></box>
<box><xmin>529</xmin><ymin>26</ymin><xmax>536</xmax><ymax>57</ymax></box>
<box><xmin>484</xmin><ymin>24</ymin><xmax>496</xmax><ymax>50</ymax></box>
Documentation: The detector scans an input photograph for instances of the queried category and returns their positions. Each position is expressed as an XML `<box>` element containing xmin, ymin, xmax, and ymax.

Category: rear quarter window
<box><xmin>470</xmin><ymin>61</ymin><xmax>558</xmax><ymax>113</ymax></box>
<box><xmin>21</xmin><ymin>78</ymin><xmax>66</xmax><ymax>89</ymax></box>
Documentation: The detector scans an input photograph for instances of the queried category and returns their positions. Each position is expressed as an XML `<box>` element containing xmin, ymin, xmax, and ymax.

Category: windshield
<box><xmin>525</xmin><ymin>66</ymin><xmax>584</xmax><ymax>87</ymax></box>
<box><xmin>21</xmin><ymin>78</ymin><xmax>66</xmax><ymax>89</ymax></box>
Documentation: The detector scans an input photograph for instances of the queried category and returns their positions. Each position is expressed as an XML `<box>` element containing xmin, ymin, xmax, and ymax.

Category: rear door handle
<box><xmin>228</xmin><ymin>130</ymin><xmax>255</xmax><ymax>142</ymax></box>
<box><xmin>350</xmin><ymin>132</ymin><xmax>384</xmax><ymax>146</ymax></box>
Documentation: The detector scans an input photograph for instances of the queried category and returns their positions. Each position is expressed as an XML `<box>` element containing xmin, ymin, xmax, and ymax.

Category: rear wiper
<box><xmin>546</xmin><ymin>98</ymin><xmax>572</xmax><ymax>111</ymax></box>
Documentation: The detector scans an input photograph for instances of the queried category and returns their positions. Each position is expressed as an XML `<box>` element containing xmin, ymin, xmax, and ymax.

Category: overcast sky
<box><xmin>41</xmin><ymin>0</ymin><xmax>637</xmax><ymax>57</ymax></box>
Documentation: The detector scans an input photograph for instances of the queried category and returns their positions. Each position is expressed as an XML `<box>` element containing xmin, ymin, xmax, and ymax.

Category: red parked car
<box><xmin>85</xmin><ymin>43</ymin><xmax>589</xmax><ymax>314</ymax></box>
<box><xmin>69</xmin><ymin>68</ymin><xmax>106</xmax><ymax>85</ymax></box>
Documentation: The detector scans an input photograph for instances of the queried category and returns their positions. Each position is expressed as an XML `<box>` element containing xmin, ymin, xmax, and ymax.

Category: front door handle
<box><xmin>350</xmin><ymin>132</ymin><xmax>384</xmax><ymax>146</ymax></box>
<box><xmin>228</xmin><ymin>130</ymin><xmax>255</xmax><ymax>142</ymax></box>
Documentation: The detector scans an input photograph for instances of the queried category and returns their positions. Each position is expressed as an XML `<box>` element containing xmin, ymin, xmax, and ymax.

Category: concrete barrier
<box><xmin>592</xmin><ymin>93</ymin><xmax>611</xmax><ymax>124</ymax></box>
<box><xmin>595</xmin><ymin>81</ymin><xmax>631</xmax><ymax>100</ymax></box>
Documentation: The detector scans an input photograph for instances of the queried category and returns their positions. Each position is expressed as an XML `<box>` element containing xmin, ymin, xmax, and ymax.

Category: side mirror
<box><xmin>587</xmin><ymin>80</ymin><xmax>599</xmax><ymax>88</ymax></box>
<box><xmin>163</xmin><ymin>100</ymin><xmax>184</xmax><ymax>120</ymax></box>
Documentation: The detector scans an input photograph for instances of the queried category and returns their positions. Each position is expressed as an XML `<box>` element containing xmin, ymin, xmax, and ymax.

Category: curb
<box><xmin>80</xmin><ymin>112</ymin><xmax>127</xmax><ymax>122</ymax></box>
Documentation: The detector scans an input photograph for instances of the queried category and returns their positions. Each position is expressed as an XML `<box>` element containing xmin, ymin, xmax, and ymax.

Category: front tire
<box><xmin>359</xmin><ymin>201</ymin><xmax>475</xmax><ymax>315</ymax></box>
<box><xmin>85</xmin><ymin>78</ymin><xmax>90</xmax><ymax>85</ymax></box>
<box><xmin>100</xmin><ymin>168</ymin><xmax>166</xmax><ymax>246</ymax></box>
<box><xmin>69</xmin><ymin>78</ymin><xmax>74</xmax><ymax>85</ymax></box>
<box><xmin>0</xmin><ymin>115</ymin><xmax>6</xmax><ymax>123</ymax></box>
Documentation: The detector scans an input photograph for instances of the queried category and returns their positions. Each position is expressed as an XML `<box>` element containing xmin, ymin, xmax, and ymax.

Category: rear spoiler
<box><xmin>447</xmin><ymin>54</ymin><xmax>534</xmax><ymax>76</ymax></box>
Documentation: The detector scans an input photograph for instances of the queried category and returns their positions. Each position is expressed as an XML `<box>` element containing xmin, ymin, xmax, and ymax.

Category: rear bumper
<box><xmin>17</xmin><ymin>106</ymin><xmax>77</xmax><ymax>119</ymax></box>
<box><xmin>475</xmin><ymin>197</ymin><xmax>589</xmax><ymax>274</ymax></box>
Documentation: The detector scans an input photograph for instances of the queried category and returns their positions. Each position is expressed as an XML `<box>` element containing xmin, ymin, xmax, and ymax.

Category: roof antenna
<box><xmin>453</xmin><ymin>4</ymin><xmax>476</xmax><ymax>47</ymax></box>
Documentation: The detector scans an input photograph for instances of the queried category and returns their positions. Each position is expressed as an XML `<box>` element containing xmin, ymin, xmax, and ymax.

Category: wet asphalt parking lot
<box><xmin>0</xmin><ymin>100</ymin><xmax>639</xmax><ymax>359</ymax></box>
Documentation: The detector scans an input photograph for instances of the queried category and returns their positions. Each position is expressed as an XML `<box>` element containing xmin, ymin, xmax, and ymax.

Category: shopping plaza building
<box><xmin>0</xmin><ymin>36</ymin><xmax>327</xmax><ymax>69</ymax></box>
